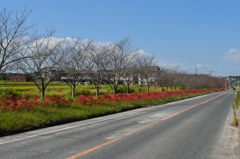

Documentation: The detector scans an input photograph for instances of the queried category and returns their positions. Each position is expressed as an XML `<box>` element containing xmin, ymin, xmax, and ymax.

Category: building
<box><xmin>118</xmin><ymin>66</ymin><xmax>161</xmax><ymax>85</ymax></box>
<box><xmin>34</xmin><ymin>67</ymin><xmax>65</xmax><ymax>82</ymax></box>
<box><xmin>10</xmin><ymin>76</ymin><xmax>32</xmax><ymax>82</ymax></box>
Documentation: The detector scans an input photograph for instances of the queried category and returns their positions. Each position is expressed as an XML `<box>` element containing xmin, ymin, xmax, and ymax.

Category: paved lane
<box><xmin>0</xmin><ymin>90</ymin><xmax>234</xmax><ymax>159</ymax></box>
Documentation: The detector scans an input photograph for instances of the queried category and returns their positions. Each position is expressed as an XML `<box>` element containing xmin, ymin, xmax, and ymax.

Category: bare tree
<box><xmin>187</xmin><ymin>74</ymin><xmax>197</xmax><ymax>90</ymax></box>
<box><xmin>121</xmin><ymin>67</ymin><xmax>136</xmax><ymax>93</ymax></box>
<box><xmin>19</xmin><ymin>28</ymin><xmax>65</xmax><ymax>99</ymax></box>
<box><xmin>159</xmin><ymin>67</ymin><xmax>172</xmax><ymax>91</ymax></box>
<box><xmin>194</xmin><ymin>74</ymin><xmax>206</xmax><ymax>89</ymax></box>
<box><xmin>118</xmin><ymin>41</ymin><xmax>137</xmax><ymax>93</ymax></box>
<box><xmin>171</xmin><ymin>66</ymin><xmax>181</xmax><ymax>91</ymax></box>
<box><xmin>62</xmin><ymin>38</ymin><xmax>93</xmax><ymax>97</ymax></box>
<box><xmin>0</xmin><ymin>7</ymin><xmax>33</xmax><ymax>77</ymax></box>
<box><xmin>134</xmin><ymin>54</ymin><xmax>155</xmax><ymax>93</ymax></box>
<box><xmin>177</xmin><ymin>73</ymin><xmax>188</xmax><ymax>90</ymax></box>
<box><xmin>157</xmin><ymin>67</ymin><xmax>226</xmax><ymax>91</ymax></box>
<box><xmin>212</xmin><ymin>76</ymin><xmax>225</xmax><ymax>88</ymax></box>
<box><xmin>155</xmin><ymin>68</ymin><xmax>164</xmax><ymax>92</ymax></box>
<box><xmin>89</xmin><ymin>45</ymin><xmax>110</xmax><ymax>97</ymax></box>
<box><xmin>106</xmin><ymin>38</ymin><xmax>136</xmax><ymax>95</ymax></box>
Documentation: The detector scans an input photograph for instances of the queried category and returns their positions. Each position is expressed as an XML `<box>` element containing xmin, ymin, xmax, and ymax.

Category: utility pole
<box><xmin>225</xmin><ymin>78</ymin><xmax>227</xmax><ymax>90</ymax></box>
<box><xmin>195</xmin><ymin>66</ymin><xmax>197</xmax><ymax>74</ymax></box>
<box><xmin>209</xmin><ymin>70</ymin><xmax>213</xmax><ymax>88</ymax></box>
<box><xmin>229</xmin><ymin>78</ymin><xmax>231</xmax><ymax>88</ymax></box>
<box><xmin>209</xmin><ymin>70</ymin><xmax>212</xmax><ymax>77</ymax></box>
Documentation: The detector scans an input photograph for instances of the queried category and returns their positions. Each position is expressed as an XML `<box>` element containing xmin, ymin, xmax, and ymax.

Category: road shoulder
<box><xmin>212</xmin><ymin>103</ymin><xmax>239</xmax><ymax>158</ymax></box>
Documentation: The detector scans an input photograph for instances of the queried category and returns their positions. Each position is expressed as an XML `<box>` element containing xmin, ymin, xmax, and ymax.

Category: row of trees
<box><xmin>0</xmin><ymin>7</ymin><xmax>226</xmax><ymax>99</ymax></box>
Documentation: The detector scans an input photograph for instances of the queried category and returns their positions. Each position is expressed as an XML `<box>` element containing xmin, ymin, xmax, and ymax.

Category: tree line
<box><xmin>0</xmin><ymin>7</ymin><xmax>226</xmax><ymax>99</ymax></box>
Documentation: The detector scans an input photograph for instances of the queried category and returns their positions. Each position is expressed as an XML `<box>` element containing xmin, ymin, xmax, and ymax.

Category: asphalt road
<box><xmin>0</xmin><ymin>90</ymin><xmax>235</xmax><ymax>159</ymax></box>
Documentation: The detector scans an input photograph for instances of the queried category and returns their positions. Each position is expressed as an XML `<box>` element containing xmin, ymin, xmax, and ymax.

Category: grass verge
<box><xmin>231</xmin><ymin>91</ymin><xmax>240</xmax><ymax>127</ymax></box>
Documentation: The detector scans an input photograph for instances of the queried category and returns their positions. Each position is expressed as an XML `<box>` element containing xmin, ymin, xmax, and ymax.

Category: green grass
<box><xmin>231</xmin><ymin>90</ymin><xmax>240</xmax><ymax>127</ymax></box>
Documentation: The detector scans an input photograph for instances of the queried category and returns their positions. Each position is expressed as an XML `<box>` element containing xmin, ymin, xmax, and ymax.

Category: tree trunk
<box><xmin>113</xmin><ymin>87</ymin><xmax>117</xmax><ymax>95</ymax></box>
<box><xmin>41</xmin><ymin>90</ymin><xmax>45</xmax><ymax>99</ymax></box>
<box><xmin>126</xmin><ymin>85</ymin><xmax>129</xmax><ymax>94</ymax></box>
<box><xmin>136</xmin><ymin>85</ymin><xmax>141</xmax><ymax>94</ymax></box>
<box><xmin>171</xmin><ymin>86</ymin><xmax>172</xmax><ymax>91</ymax></box>
<box><xmin>96</xmin><ymin>87</ymin><xmax>99</xmax><ymax>97</ymax></box>
<box><xmin>41</xmin><ymin>81</ymin><xmax>45</xmax><ymax>99</ymax></box>
<box><xmin>147</xmin><ymin>85</ymin><xmax>150</xmax><ymax>93</ymax></box>
<box><xmin>160</xmin><ymin>86</ymin><xmax>162</xmax><ymax>93</ymax></box>
<box><xmin>72</xmin><ymin>85</ymin><xmax>75</xmax><ymax>98</ymax></box>
<box><xmin>154</xmin><ymin>85</ymin><xmax>156</xmax><ymax>92</ymax></box>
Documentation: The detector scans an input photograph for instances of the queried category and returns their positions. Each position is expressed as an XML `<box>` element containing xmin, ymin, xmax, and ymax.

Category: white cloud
<box><xmin>156</xmin><ymin>59</ymin><xmax>185</xmax><ymax>68</ymax></box>
<box><xmin>196</xmin><ymin>64</ymin><xmax>203</xmax><ymax>68</ymax></box>
<box><xmin>134</xmin><ymin>50</ymin><xmax>152</xmax><ymax>56</ymax></box>
<box><xmin>222</xmin><ymin>48</ymin><xmax>240</xmax><ymax>63</ymax></box>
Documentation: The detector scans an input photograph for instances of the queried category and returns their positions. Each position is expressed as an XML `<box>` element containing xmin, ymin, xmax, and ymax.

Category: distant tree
<box><xmin>178</xmin><ymin>73</ymin><xmax>188</xmax><ymax>90</ymax></box>
<box><xmin>155</xmin><ymin>68</ymin><xmax>164</xmax><ymax>92</ymax></box>
<box><xmin>121</xmin><ymin>66</ymin><xmax>136</xmax><ymax>93</ymax></box>
<box><xmin>0</xmin><ymin>73</ymin><xmax>8</xmax><ymax>80</ymax></box>
<box><xmin>160</xmin><ymin>67</ymin><xmax>173</xmax><ymax>91</ymax></box>
<box><xmin>171</xmin><ymin>67</ymin><xmax>181</xmax><ymax>91</ymax></box>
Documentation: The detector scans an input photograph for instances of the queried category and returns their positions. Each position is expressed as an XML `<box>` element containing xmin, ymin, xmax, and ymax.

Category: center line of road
<box><xmin>67</xmin><ymin>91</ymin><xmax>230</xmax><ymax>159</ymax></box>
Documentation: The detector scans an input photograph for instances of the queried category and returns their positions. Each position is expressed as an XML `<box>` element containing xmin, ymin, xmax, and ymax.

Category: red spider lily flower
<box><xmin>33</xmin><ymin>94</ymin><xmax>39</xmax><ymax>99</ymax></box>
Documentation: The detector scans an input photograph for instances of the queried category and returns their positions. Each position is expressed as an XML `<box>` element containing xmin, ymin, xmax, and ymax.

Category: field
<box><xmin>0</xmin><ymin>82</ymin><xmax>226</xmax><ymax>136</ymax></box>
<box><xmin>0</xmin><ymin>81</ymin><xmax>183</xmax><ymax>97</ymax></box>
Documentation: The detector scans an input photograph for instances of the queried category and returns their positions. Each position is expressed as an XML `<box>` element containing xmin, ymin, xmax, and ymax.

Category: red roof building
<box><xmin>10</xmin><ymin>76</ymin><xmax>32</xmax><ymax>82</ymax></box>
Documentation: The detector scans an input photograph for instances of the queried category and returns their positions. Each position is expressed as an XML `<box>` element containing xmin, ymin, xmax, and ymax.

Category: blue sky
<box><xmin>2</xmin><ymin>0</ymin><xmax>240</xmax><ymax>77</ymax></box>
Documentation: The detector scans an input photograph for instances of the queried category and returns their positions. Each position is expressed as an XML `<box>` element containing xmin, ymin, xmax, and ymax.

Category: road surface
<box><xmin>0</xmin><ymin>90</ymin><xmax>235</xmax><ymax>159</ymax></box>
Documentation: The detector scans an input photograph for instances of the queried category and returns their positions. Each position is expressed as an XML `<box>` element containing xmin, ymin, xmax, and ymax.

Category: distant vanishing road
<box><xmin>0</xmin><ymin>90</ymin><xmax>235</xmax><ymax>159</ymax></box>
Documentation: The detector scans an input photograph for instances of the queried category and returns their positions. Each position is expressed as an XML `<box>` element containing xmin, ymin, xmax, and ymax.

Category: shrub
<box><xmin>99</xmin><ymin>91</ymin><xmax>105</xmax><ymax>95</ymax></box>
<box><xmin>74</xmin><ymin>89</ymin><xmax>91</xmax><ymax>96</ymax></box>
<box><xmin>0</xmin><ymin>88</ymin><xmax>20</xmax><ymax>99</ymax></box>
<box><xmin>116</xmin><ymin>86</ymin><xmax>126</xmax><ymax>93</ymax></box>
<box><xmin>128</xmin><ymin>87</ymin><xmax>135</xmax><ymax>93</ymax></box>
